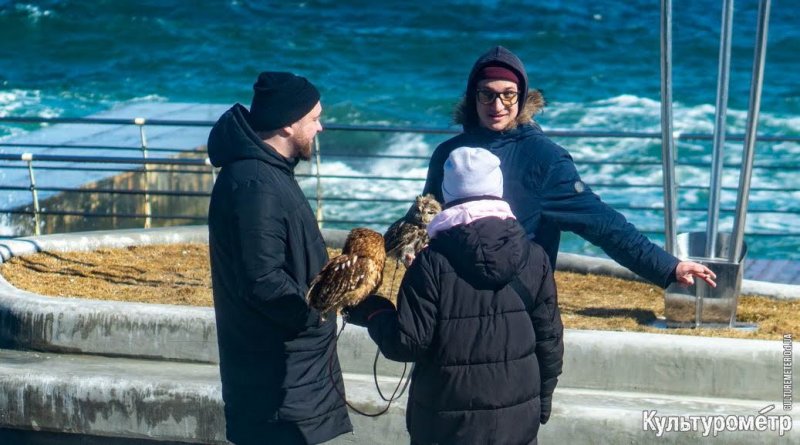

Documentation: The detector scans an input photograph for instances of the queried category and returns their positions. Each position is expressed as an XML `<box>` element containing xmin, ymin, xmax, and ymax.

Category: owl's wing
<box><xmin>343</xmin><ymin>256</ymin><xmax>384</xmax><ymax>307</ymax></box>
<box><xmin>307</xmin><ymin>254</ymin><xmax>374</xmax><ymax>313</ymax></box>
<box><xmin>383</xmin><ymin>218</ymin><xmax>407</xmax><ymax>256</ymax></box>
<box><xmin>411</xmin><ymin>230</ymin><xmax>430</xmax><ymax>254</ymax></box>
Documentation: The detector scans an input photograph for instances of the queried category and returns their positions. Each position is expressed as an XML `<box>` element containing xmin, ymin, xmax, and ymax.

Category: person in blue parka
<box><xmin>422</xmin><ymin>46</ymin><xmax>716</xmax><ymax>289</ymax></box>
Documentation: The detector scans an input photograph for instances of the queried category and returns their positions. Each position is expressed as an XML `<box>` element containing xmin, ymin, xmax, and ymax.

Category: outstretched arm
<box><xmin>540</xmin><ymin>156</ymin><xmax>680</xmax><ymax>288</ymax></box>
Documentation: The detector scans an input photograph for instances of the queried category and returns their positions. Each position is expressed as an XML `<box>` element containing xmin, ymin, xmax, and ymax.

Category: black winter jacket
<box><xmin>367</xmin><ymin>216</ymin><xmax>564</xmax><ymax>445</ymax></box>
<box><xmin>207</xmin><ymin>104</ymin><xmax>351</xmax><ymax>444</ymax></box>
<box><xmin>423</xmin><ymin>47</ymin><xmax>679</xmax><ymax>288</ymax></box>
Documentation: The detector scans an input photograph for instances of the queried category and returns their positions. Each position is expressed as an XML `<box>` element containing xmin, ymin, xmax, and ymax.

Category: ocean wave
<box><xmin>0</xmin><ymin>89</ymin><xmax>63</xmax><ymax>119</ymax></box>
<box><xmin>299</xmin><ymin>132</ymin><xmax>432</xmax><ymax>205</ymax></box>
<box><xmin>124</xmin><ymin>94</ymin><xmax>169</xmax><ymax>104</ymax></box>
<box><xmin>547</xmin><ymin>94</ymin><xmax>800</xmax><ymax>138</ymax></box>
<box><xmin>3</xmin><ymin>3</ymin><xmax>53</xmax><ymax>21</ymax></box>
<box><xmin>541</xmin><ymin>94</ymin><xmax>800</xmax><ymax>170</ymax></box>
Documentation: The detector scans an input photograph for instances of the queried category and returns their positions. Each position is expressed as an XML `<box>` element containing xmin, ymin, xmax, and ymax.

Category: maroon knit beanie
<box><xmin>477</xmin><ymin>65</ymin><xmax>520</xmax><ymax>85</ymax></box>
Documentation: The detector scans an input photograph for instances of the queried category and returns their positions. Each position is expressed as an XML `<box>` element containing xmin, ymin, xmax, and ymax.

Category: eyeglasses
<box><xmin>476</xmin><ymin>89</ymin><xmax>519</xmax><ymax>107</ymax></box>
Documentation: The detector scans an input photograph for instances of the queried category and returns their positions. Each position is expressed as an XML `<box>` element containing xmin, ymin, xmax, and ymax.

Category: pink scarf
<box><xmin>427</xmin><ymin>200</ymin><xmax>516</xmax><ymax>239</ymax></box>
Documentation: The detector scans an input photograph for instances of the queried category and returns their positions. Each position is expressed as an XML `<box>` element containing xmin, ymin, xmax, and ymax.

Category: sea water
<box><xmin>0</xmin><ymin>0</ymin><xmax>797</xmax><ymax>260</ymax></box>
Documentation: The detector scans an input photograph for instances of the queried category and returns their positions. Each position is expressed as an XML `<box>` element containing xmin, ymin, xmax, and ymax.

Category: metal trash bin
<box><xmin>664</xmin><ymin>232</ymin><xmax>747</xmax><ymax>328</ymax></box>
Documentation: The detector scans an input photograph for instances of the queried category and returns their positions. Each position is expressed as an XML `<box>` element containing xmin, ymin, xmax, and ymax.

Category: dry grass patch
<box><xmin>1</xmin><ymin>243</ymin><xmax>797</xmax><ymax>340</ymax></box>
<box><xmin>556</xmin><ymin>271</ymin><xmax>800</xmax><ymax>339</ymax></box>
<box><xmin>1</xmin><ymin>243</ymin><xmax>212</xmax><ymax>306</ymax></box>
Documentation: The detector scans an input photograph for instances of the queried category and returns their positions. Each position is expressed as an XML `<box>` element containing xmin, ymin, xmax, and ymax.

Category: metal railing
<box><xmin>0</xmin><ymin>152</ymin><xmax>214</xmax><ymax>235</ymax></box>
<box><xmin>0</xmin><ymin>115</ymin><xmax>798</xmax><ymax>241</ymax></box>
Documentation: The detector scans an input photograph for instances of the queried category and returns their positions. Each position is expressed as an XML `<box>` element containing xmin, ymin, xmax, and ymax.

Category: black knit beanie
<box><xmin>249</xmin><ymin>71</ymin><xmax>320</xmax><ymax>132</ymax></box>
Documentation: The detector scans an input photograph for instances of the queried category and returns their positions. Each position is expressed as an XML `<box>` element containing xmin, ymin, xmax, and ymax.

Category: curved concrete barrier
<box><xmin>0</xmin><ymin>226</ymin><xmax>218</xmax><ymax>362</ymax></box>
<box><xmin>0</xmin><ymin>226</ymin><xmax>796</xmax><ymax>362</ymax></box>
<box><xmin>0</xmin><ymin>226</ymin><xmax>797</xmax><ymax>443</ymax></box>
<box><xmin>0</xmin><ymin>226</ymin><xmax>349</xmax><ymax>363</ymax></box>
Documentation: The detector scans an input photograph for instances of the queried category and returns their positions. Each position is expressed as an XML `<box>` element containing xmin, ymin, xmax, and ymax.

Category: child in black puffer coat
<box><xmin>346</xmin><ymin>146</ymin><xmax>564</xmax><ymax>445</ymax></box>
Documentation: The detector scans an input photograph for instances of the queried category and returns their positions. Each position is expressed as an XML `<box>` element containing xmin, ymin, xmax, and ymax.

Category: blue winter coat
<box><xmin>423</xmin><ymin>123</ymin><xmax>679</xmax><ymax>287</ymax></box>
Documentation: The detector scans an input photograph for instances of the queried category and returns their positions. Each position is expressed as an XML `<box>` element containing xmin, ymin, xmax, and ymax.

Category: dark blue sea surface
<box><xmin>0</xmin><ymin>0</ymin><xmax>798</xmax><ymax>260</ymax></box>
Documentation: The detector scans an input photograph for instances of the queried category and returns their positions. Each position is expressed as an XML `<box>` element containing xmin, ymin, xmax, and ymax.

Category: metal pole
<box><xmin>660</xmin><ymin>0</ymin><xmax>677</xmax><ymax>255</ymax></box>
<box><xmin>23</xmin><ymin>153</ymin><xmax>41</xmax><ymax>236</ymax></box>
<box><xmin>314</xmin><ymin>135</ymin><xmax>323</xmax><ymax>227</ymax></box>
<box><xmin>136</xmin><ymin>117</ymin><xmax>152</xmax><ymax>229</ymax></box>
<box><xmin>729</xmin><ymin>0</ymin><xmax>771</xmax><ymax>263</ymax></box>
<box><xmin>706</xmin><ymin>0</ymin><xmax>735</xmax><ymax>259</ymax></box>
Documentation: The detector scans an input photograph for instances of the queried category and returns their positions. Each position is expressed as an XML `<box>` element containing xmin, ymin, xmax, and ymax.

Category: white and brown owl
<box><xmin>384</xmin><ymin>194</ymin><xmax>442</xmax><ymax>266</ymax></box>
<box><xmin>307</xmin><ymin>227</ymin><xmax>386</xmax><ymax>319</ymax></box>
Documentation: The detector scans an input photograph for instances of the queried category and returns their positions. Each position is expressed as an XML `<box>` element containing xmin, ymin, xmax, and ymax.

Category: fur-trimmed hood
<box><xmin>454</xmin><ymin>45</ymin><xmax>546</xmax><ymax>130</ymax></box>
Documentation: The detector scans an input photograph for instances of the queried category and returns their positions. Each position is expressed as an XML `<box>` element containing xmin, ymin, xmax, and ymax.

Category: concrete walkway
<box><xmin>1</xmin><ymin>330</ymin><xmax>796</xmax><ymax>444</ymax></box>
<box><xmin>0</xmin><ymin>226</ymin><xmax>797</xmax><ymax>444</ymax></box>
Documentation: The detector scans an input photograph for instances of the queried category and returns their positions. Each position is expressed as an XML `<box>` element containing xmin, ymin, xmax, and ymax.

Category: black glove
<box><xmin>540</xmin><ymin>395</ymin><xmax>552</xmax><ymax>425</ymax></box>
<box><xmin>342</xmin><ymin>294</ymin><xmax>395</xmax><ymax>327</ymax></box>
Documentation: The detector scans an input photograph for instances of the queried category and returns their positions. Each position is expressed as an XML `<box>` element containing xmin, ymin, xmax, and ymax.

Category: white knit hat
<box><xmin>442</xmin><ymin>146</ymin><xmax>503</xmax><ymax>204</ymax></box>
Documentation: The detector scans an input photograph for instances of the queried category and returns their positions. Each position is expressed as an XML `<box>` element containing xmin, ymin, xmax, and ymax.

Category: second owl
<box><xmin>384</xmin><ymin>194</ymin><xmax>442</xmax><ymax>267</ymax></box>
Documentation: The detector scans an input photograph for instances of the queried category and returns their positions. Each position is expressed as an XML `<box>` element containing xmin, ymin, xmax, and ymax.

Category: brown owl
<box><xmin>307</xmin><ymin>227</ymin><xmax>386</xmax><ymax>319</ymax></box>
<box><xmin>384</xmin><ymin>194</ymin><xmax>442</xmax><ymax>266</ymax></box>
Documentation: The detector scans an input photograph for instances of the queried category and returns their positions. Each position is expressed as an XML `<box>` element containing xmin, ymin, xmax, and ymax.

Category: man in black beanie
<box><xmin>207</xmin><ymin>72</ymin><xmax>352</xmax><ymax>445</ymax></box>
<box><xmin>248</xmin><ymin>71</ymin><xmax>322</xmax><ymax>160</ymax></box>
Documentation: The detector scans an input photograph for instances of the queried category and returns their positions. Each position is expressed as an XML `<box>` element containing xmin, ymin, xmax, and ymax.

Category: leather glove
<box><xmin>342</xmin><ymin>294</ymin><xmax>395</xmax><ymax>327</ymax></box>
<box><xmin>540</xmin><ymin>395</ymin><xmax>552</xmax><ymax>425</ymax></box>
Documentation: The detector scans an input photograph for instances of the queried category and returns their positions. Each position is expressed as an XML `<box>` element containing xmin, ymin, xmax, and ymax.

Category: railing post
<box><xmin>22</xmin><ymin>153</ymin><xmax>41</xmax><ymax>236</ymax></box>
<box><xmin>314</xmin><ymin>135</ymin><xmax>323</xmax><ymax>227</ymax></box>
<box><xmin>660</xmin><ymin>0</ymin><xmax>678</xmax><ymax>255</ymax></box>
<box><xmin>706</xmin><ymin>0</ymin><xmax>735</xmax><ymax>259</ymax></box>
<box><xmin>135</xmin><ymin>117</ymin><xmax>152</xmax><ymax>229</ymax></box>
<box><xmin>729</xmin><ymin>0</ymin><xmax>771</xmax><ymax>263</ymax></box>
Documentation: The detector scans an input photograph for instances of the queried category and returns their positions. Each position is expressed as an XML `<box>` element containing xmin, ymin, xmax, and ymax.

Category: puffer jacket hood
<box><xmin>431</xmin><ymin>217</ymin><xmax>527</xmax><ymax>288</ymax></box>
<box><xmin>207</xmin><ymin>103</ymin><xmax>296</xmax><ymax>172</ymax></box>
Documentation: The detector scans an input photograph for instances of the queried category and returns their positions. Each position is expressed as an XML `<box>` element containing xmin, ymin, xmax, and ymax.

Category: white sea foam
<box><xmin>12</xmin><ymin>4</ymin><xmax>53</xmax><ymax>21</ymax></box>
<box><xmin>301</xmin><ymin>133</ymin><xmax>434</xmax><ymax>227</ymax></box>
<box><xmin>548</xmin><ymin>94</ymin><xmax>799</xmax><ymax>138</ymax></box>
<box><xmin>299</xmin><ymin>132</ymin><xmax>433</xmax><ymax>225</ymax></box>
<box><xmin>126</xmin><ymin>94</ymin><xmax>169</xmax><ymax>104</ymax></box>
<box><xmin>0</xmin><ymin>88</ymin><xmax>66</xmax><ymax>121</ymax></box>
<box><xmin>0</xmin><ymin>89</ymin><xmax>40</xmax><ymax>117</ymax></box>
